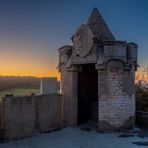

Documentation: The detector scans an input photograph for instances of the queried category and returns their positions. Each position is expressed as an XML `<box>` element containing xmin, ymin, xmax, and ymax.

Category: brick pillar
<box><xmin>98</xmin><ymin>60</ymin><xmax>135</xmax><ymax>131</ymax></box>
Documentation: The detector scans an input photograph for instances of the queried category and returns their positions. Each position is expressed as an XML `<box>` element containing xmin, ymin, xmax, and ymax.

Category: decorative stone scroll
<box><xmin>73</xmin><ymin>24</ymin><xmax>94</xmax><ymax>58</ymax></box>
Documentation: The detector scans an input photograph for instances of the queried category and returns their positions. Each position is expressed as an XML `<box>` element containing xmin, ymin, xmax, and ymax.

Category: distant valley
<box><xmin>0</xmin><ymin>76</ymin><xmax>40</xmax><ymax>98</ymax></box>
<box><xmin>0</xmin><ymin>76</ymin><xmax>40</xmax><ymax>91</ymax></box>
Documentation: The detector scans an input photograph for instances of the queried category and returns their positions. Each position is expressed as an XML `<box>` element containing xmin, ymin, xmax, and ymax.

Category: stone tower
<box><xmin>58</xmin><ymin>8</ymin><xmax>138</xmax><ymax>131</ymax></box>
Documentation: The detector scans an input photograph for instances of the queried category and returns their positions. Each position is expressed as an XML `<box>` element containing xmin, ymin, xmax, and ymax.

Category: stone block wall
<box><xmin>0</xmin><ymin>94</ymin><xmax>62</xmax><ymax>141</ymax></box>
<box><xmin>98</xmin><ymin>60</ymin><xmax>135</xmax><ymax>131</ymax></box>
<box><xmin>38</xmin><ymin>94</ymin><xmax>62</xmax><ymax>131</ymax></box>
<box><xmin>2</xmin><ymin>95</ymin><xmax>37</xmax><ymax>140</ymax></box>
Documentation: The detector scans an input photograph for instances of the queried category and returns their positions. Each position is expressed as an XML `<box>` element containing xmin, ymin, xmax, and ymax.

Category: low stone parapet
<box><xmin>0</xmin><ymin>94</ymin><xmax>62</xmax><ymax>142</ymax></box>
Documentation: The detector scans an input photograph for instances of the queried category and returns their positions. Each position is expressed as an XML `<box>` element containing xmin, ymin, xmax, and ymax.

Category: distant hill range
<box><xmin>0</xmin><ymin>76</ymin><xmax>40</xmax><ymax>91</ymax></box>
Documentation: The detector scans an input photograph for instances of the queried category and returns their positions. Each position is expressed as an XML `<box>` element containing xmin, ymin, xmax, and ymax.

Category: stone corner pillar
<box><xmin>61</xmin><ymin>65</ymin><xmax>78</xmax><ymax>127</ymax></box>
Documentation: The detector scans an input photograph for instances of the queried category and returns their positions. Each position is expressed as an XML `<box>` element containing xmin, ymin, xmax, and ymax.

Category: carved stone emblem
<box><xmin>73</xmin><ymin>24</ymin><xmax>94</xmax><ymax>57</ymax></box>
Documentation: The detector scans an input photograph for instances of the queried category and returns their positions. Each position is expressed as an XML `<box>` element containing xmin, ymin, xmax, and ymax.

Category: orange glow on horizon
<box><xmin>0</xmin><ymin>49</ymin><xmax>60</xmax><ymax>80</ymax></box>
<box><xmin>0</xmin><ymin>70</ymin><xmax>60</xmax><ymax>80</ymax></box>
<box><xmin>0</xmin><ymin>71</ymin><xmax>59</xmax><ymax>78</ymax></box>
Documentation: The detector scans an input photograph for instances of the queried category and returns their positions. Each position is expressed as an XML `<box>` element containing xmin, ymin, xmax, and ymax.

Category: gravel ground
<box><xmin>0</xmin><ymin>127</ymin><xmax>148</xmax><ymax>148</ymax></box>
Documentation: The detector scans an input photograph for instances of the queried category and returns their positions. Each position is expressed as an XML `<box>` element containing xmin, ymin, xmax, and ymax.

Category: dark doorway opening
<box><xmin>78</xmin><ymin>64</ymin><xmax>98</xmax><ymax>125</ymax></box>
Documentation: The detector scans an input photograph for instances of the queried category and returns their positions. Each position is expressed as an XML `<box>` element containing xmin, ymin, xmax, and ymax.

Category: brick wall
<box><xmin>98</xmin><ymin>60</ymin><xmax>135</xmax><ymax>131</ymax></box>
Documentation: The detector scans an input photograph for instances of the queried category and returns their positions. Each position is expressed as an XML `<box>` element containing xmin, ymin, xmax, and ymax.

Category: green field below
<box><xmin>0</xmin><ymin>88</ymin><xmax>40</xmax><ymax>101</ymax></box>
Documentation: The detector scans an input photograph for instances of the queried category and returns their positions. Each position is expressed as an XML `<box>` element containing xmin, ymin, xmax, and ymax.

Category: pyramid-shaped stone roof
<box><xmin>87</xmin><ymin>8</ymin><xmax>115</xmax><ymax>41</ymax></box>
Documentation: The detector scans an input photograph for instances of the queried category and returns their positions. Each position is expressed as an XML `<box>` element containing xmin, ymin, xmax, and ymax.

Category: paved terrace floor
<box><xmin>0</xmin><ymin>127</ymin><xmax>148</xmax><ymax>148</ymax></box>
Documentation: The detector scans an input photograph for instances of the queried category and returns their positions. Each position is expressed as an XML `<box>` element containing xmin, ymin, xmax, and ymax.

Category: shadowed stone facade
<box><xmin>58</xmin><ymin>8</ymin><xmax>138</xmax><ymax>131</ymax></box>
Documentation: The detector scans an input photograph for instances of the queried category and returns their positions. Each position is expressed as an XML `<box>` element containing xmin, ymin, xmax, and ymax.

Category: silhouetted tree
<box><xmin>136</xmin><ymin>66</ymin><xmax>148</xmax><ymax>111</ymax></box>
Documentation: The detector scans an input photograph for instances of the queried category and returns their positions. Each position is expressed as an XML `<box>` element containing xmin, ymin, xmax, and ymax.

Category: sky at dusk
<box><xmin>0</xmin><ymin>0</ymin><xmax>148</xmax><ymax>78</ymax></box>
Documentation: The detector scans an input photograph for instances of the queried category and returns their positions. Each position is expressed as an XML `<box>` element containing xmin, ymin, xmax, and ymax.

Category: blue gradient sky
<box><xmin>0</xmin><ymin>0</ymin><xmax>147</xmax><ymax>77</ymax></box>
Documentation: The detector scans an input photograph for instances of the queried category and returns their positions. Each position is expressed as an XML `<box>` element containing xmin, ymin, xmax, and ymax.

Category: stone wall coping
<box><xmin>2</xmin><ymin>93</ymin><xmax>61</xmax><ymax>101</ymax></box>
<box><xmin>127</xmin><ymin>42</ymin><xmax>138</xmax><ymax>48</ymax></box>
<box><xmin>104</xmin><ymin>40</ymin><xmax>127</xmax><ymax>46</ymax></box>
